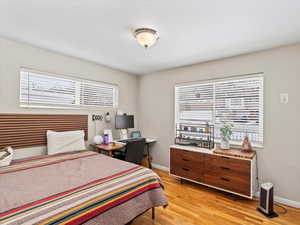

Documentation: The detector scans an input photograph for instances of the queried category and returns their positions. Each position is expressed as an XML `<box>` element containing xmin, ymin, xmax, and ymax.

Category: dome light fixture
<box><xmin>133</xmin><ymin>28</ymin><xmax>159</xmax><ymax>48</ymax></box>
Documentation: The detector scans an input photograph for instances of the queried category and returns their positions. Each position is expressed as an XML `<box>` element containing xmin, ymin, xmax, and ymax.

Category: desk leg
<box><xmin>146</xmin><ymin>143</ymin><xmax>152</xmax><ymax>169</ymax></box>
<box><xmin>108</xmin><ymin>151</ymin><xmax>113</xmax><ymax>157</ymax></box>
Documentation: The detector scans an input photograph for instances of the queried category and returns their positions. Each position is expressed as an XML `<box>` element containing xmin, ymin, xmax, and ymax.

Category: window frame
<box><xmin>174</xmin><ymin>73</ymin><xmax>264</xmax><ymax>148</ymax></box>
<box><xmin>19</xmin><ymin>68</ymin><xmax>119</xmax><ymax>110</ymax></box>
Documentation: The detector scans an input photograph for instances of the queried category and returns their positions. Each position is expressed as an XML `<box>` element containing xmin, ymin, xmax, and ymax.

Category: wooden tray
<box><xmin>213</xmin><ymin>147</ymin><xmax>256</xmax><ymax>159</ymax></box>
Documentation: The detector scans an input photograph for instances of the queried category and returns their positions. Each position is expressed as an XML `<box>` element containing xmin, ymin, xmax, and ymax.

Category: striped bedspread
<box><xmin>0</xmin><ymin>151</ymin><xmax>167</xmax><ymax>225</ymax></box>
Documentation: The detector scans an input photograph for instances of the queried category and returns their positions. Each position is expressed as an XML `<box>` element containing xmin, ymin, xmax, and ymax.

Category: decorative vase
<box><xmin>93</xmin><ymin>135</ymin><xmax>103</xmax><ymax>145</ymax></box>
<box><xmin>103</xmin><ymin>134</ymin><xmax>109</xmax><ymax>145</ymax></box>
<box><xmin>220</xmin><ymin>139</ymin><xmax>230</xmax><ymax>150</ymax></box>
<box><xmin>242</xmin><ymin>136</ymin><xmax>252</xmax><ymax>152</ymax></box>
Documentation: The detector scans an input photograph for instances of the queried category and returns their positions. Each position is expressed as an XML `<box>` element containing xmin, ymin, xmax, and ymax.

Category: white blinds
<box><xmin>80</xmin><ymin>81</ymin><xmax>116</xmax><ymax>107</ymax></box>
<box><xmin>20</xmin><ymin>70</ymin><xmax>118</xmax><ymax>108</ymax></box>
<box><xmin>176</xmin><ymin>82</ymin><xmax>214</xmax><ymax>123</ymax></box>
<box><xmin>175</xmin><ymin>75</ymin><xmax>264</xmax><ymax>147</ymax></box>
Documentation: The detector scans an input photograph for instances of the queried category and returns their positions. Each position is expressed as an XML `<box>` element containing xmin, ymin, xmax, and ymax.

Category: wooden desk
<box><xmin>145</xmin><ymin>139</ymin><xmax>156</xmax><ymax>169</ymax></box>
<box><xmin>91</xmin><ymin>138</ymin><xmax>157</xmax><ymax>168</ymax></box>
<box><xmin>90</xmin><ymin>144</ymin><xmax>125</xmax><ymax>157</ymax></box>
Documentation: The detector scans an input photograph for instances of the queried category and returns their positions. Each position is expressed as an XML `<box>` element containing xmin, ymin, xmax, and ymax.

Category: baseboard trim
<box><xmin>274</xmin><ymin>196</ymin><xmax>300</xmax><ymax>209</ymax></box>
<box><xmin>254</xmin><ymin>192</ymin><xmax>300</xmax><ymax>209</ymax></box>
<box><xmin>153</xmin><ymin>165</ymin><xmax>300</xmax><ymax>209</ymax></box>
<box><xmin>151</xmin><ymin>163</ymin><xmax>170</xmax><ymax>172</ymax></box>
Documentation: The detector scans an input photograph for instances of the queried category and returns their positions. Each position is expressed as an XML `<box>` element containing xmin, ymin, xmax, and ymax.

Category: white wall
<box><xmin>1</xmin><ymin>36</ymin><xmax>300</xmax><ymax>204</ymax></box>
<box><xmin>138</xmin><ymin>44</ymin><xmax>300</xmax><ymax>203</ymax></box>
<box><xmin>0</xmin><ymin>37</ymin><xmax>139</xmax><ymax>159</ymax></box>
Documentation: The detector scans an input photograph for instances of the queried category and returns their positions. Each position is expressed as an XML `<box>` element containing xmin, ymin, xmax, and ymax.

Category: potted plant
<box><xmin>220</xmin><ymin>123</ymin><xmax>233</xmax><ymax>149</ymax></box>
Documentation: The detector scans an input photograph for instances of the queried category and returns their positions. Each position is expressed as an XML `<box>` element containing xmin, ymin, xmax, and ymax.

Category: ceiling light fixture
<box><xmin>133</xmin><ymin>28</ymin><xmax>159</xmax><ymax>49</ymax></box>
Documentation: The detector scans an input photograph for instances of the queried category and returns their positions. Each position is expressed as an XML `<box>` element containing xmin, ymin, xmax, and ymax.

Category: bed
<box><xmin>0</xmin><ymin>150</ymin><xmax>168</xmax><ymax>225</ymax></box>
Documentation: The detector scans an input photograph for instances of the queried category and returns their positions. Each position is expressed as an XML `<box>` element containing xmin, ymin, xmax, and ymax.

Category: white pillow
<box><xmin>0</xmin><ymin>146</ymin><xmax>14</xmax><ymax>167</ymax></box>
<box><xmin>47</xmin><ymin>130</ymin><xmax>86</xmax><ymax>155</ymax></box>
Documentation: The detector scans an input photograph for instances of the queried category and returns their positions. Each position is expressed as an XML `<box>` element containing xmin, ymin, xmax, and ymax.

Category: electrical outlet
<box><xmin>280</xmin><ymin>93</ymin><xmax>289</xmax><ymax>104</ymax></box>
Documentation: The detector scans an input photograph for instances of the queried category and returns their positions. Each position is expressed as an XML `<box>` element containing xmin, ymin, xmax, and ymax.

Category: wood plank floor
<box><xmin>132</xmin><ymin>169</ymin><xmax>300</xmax><ymax>225</ymax></box>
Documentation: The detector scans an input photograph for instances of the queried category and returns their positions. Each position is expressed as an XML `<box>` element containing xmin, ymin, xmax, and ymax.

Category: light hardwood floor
<box><xmin>132</xmin><ymin>169</ymin><xmax>300</xmax><ymax>225</ymax></box>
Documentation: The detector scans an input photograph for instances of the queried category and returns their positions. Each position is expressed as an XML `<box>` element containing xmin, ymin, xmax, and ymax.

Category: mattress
<box><xmin>0</xmin><ymin>150</ymin><xmax>167</xmax><ymax>225</ymax></box>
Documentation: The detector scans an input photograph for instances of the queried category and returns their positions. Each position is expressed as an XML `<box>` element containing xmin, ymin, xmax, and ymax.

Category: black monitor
<box><xmin>115</xmin><ymin>115</ymin><xmax>134</xmax><ymax>129</ymax></box>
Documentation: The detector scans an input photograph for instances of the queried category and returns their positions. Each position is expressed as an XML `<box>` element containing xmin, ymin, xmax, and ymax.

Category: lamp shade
<box><xmin>134</xmin><ymin>28</ymin><xmax>159</xmax><ymax>48</ymax></box>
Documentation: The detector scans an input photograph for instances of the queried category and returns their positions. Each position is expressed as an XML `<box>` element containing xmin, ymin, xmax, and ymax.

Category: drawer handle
<box><xmin>220</xmin><ymin>166</ymin><xmax>230</xmax><ymax>170</ymax></box>
<box><xmin>182</xmin><ymin>158</ymin><xmax>189</xmax><ymax>162</ymax></box>
<box><xmin>221</xmin><ymin>177</ymin><xmax>230</xmax><ymax>182</ymax></box>
<box><xmin>221</xmin><ymin>156</ymin><xmax>230</xmax><ymax>159</ymax></box>
<box><xmin>182</xmin><ymin>167</ymin><xmax>190</xmax><ymax>171</ymax></box>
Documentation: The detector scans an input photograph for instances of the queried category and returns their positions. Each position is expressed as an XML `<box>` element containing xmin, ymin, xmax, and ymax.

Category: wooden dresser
<box><xmin>170</xmin><ymin>145</ymin><xmax>257</xmax><ymax>199</ymax></box>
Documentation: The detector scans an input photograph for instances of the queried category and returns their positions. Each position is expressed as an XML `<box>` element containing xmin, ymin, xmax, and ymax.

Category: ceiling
<box><xmin>1</xmin><ymin>0</ymin><xmax>300</xmax><ymax>75</ymax></box>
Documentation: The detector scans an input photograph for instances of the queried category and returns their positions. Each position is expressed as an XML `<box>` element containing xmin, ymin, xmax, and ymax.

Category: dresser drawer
<box><xmin>171</xmin><ymin>166</ymin><xmax>202</xmax><ymax>182</ymax></box>
<box><xmin>171</xmin><ymin>148</ymin><xmax>204</xmax><ymax>163</ymax></box>
<box><xmin>170</xmin><ymin>148</ymin><xmax>204</xmax><ymax>182</ymax></box>
<box><xmin>205</xmin><ymin>154</ymin><xmax>251</xmax><ymax>175</ymax></box>
<box><xmin>204</xmin><ymin>170</ymin><xmax>251</xmax><ymax>196</ymax></box>
<box><xmin>172</xmin><ymin>157</ymin><xmax>203</xmax><ymax>170</ymax></box>
<box><xmin>171</xmin><ymin>148</ymin><xmax>204</xmax><ymax>171</ymax></box>
<box><xmin>205</xmin><ymin>164</ymin><xmax>251</xmax><ymax>181</ymax></box>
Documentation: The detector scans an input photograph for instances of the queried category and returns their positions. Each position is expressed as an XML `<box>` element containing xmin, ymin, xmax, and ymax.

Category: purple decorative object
<box><xmin>103</xmin><ymin>134</ymin><xmax>109</xmax><ymax>145</ymax></box>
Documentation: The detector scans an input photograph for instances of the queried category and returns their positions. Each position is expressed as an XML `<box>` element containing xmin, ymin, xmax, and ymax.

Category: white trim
<box><xmin>174</xmin><ymin>72</ymin><xmax>264</xmax><ymax>87</ymax></box>
<box><xmin>274</xmin><ymin>196</ymin><xmax>300</xmax><ymax>209</ymax></box>
<box><xmin>254</xmin><ymin>192</ymin><xmax>300</xmax><ymax>209</ymax></box>
<box><xmin>152</xmin><ymin>163</ymin><xmax>170</xmax><ymax>172</ymax></box>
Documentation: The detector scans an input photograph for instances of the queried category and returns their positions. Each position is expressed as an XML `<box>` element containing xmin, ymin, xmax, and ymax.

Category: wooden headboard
<box><xmin>0</xmin><ymin>114</ymin><xmax>88</xmax><ymax>149</ymax></box>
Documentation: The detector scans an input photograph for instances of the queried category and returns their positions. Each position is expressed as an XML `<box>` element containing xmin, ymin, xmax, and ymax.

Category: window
<box><xmin>175</xmin><ymin>75</ymin><xmax>264</xmax><ymax>147</ymax></box>
<box><xmin>20</xmin><ymin>70</ymin><xmax>118</xmax><ymax>108</ymax></box>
